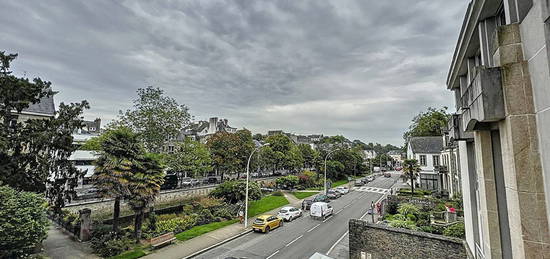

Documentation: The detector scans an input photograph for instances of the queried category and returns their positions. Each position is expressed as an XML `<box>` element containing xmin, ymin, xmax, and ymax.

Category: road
<box><xmin>195</xmin><ymin>173</ymin><xmax>401</xmax><ymax>259</ymax></box>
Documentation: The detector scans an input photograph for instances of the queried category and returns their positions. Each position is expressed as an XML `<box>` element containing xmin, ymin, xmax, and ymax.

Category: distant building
<box><xmin>387</xmin><ymin>150</ymin><xmax>404</xmax><ymax>166</ymax></box>
<box><xmin>406</xmin><ymin>136</ymin><xmax>443</xmax><ymax>191</ymax></box>
<box><xmin>13</xmin><ymin>94</ymin><xmax>56</xmax><ymax>122</ymax></box>
<box><xmin>170</xmin><ymin>117</ymin><xmax>237</xmax><ymax>151</ymax></box>
<box><xmin>362</xmin><ymin>150</ymin><xmax>377</xmax><ymax>160</ymax></box>
<box><xmin>81</xmin><ymin>118</ymin><xmax>101</xmax><ymax>134</ymax></box>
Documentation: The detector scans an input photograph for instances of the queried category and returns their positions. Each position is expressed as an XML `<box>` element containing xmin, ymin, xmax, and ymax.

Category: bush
<box><xmin>196</xmin><ymin>209</ymin><xmax>214</xmax><ymax>225</ymax></box>
<box><xmin>0</xmin><ymin>185</ymin><xmax>49</xmax><ymax>258</ymax></box>
<box><xmin>213</xmin><ymin>207</ymin><xmax>234</xmax><ymax>220</ymax></box>
<box><xmin>406</xmin><ymin>214</ymin><xmax>417</xmax><ymax>222</ymax></box>
<box><xmin>210</xmin><ymin>180</ymin><xmax>261</xmax><ymax>203</ymax></box>
<box><xmin>397</xmin><ymin>203</ymin><xmax>420</xmax><ymax>216</ymax></box>
<box><xmin>156</xmin><ymin>215</ymin><xmax>197</xmax><ymax>234</ymax></box>
<box><xmin>91</xmin><ymin>232</ymin><xmax>133</xmax><ymax>257</ymax></box>
<box><xmin>276</xmin><ymin>175</ymin><xmax>299</xmax><ymax>189</ymax></box>
<box><xmin>389</xmin><ymin>220</ymin><xmax>417</xmax><ymax>230</ymax></box>
<box><xmin>443</xmin><ymin>222</ymin><xmax>465</xmax><ymax>238</ymax></box>
<box><xmin>386</xmin><ymin>200</ymin><xmax>399</xmax><ymax>215</ymax></box>
<box><xmin>157</xmin><ymin>213</ymin><xmax>179</xmax><ymax>222</ymax></box>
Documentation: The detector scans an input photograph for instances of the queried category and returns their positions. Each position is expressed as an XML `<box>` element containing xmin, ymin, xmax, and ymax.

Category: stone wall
<box><xmin>349</xmin><ymin>219</ymin><xmax>469</xmax><ymax>259</ymax></box>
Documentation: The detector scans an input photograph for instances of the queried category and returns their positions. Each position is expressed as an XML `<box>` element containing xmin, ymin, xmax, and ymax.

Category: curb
<box><xmin>182</xmin><ymin>229</ymin><xmax>254</xmax><ymax>259</ymax></box>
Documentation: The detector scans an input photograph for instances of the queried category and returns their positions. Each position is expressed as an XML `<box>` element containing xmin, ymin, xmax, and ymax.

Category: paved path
<box><xmin>143</xmin><ymin>192</ymin><xmax>304</xmax><ymax>259</ymax></box>
<box><xmin>43</xmin><ymin>222</ymin><xmax>98</xmax><ymax>259</ymax></box>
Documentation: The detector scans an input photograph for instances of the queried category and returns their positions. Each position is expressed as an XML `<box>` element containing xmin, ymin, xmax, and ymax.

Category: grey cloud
<box><xmin>0</xmin><ymin>0</ymin><xmax>468</xmax><ymax>145</ymax></box>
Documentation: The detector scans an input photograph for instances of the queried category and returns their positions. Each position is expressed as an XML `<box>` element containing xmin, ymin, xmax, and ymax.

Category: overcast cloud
<box><xmin>0</xmin><ymin>0</ymin><xmax>468</xmax><ymax>145</ymax></box>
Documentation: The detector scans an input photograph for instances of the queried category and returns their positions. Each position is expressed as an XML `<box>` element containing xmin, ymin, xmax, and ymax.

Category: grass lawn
<box><xmin>332</xmin><ymin>179</ymin><xmax>349</xmax><ymax>187</ymax></box>
<box><xmin>291</xmin><ymin>191</ymin><xmax>318</xmax><ymax>199</ymax></box>
<box><xmin>175</xmin><ymin>219</ymin><xmax>238</xmax><ymax>241</ymax></box>
<box><xmin>108</xmin><ymin>248</ymin><xmax>146</xmax><ymax>259</ymax></box>
<box><xmin>248</xmin><ymin>195</ymin><xmax>289</xmax><ymax>217</ymax></box>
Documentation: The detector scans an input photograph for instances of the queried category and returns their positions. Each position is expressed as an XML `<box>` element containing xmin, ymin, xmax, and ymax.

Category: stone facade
<box><xmin>348</xmin><ymin>219</ymin><xmax>469</xmax><ymax>259</ymax></box>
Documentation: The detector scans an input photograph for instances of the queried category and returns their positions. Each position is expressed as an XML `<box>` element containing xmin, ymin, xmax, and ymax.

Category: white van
<box><xmin>309</xmin><ymin>202</ymin><xmax>333</xmax><ymax>220</ymax></box>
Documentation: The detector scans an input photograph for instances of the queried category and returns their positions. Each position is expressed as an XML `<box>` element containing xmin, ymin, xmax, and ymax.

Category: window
<box><xmin>433</xmin><ymin>155</ymin><xmax>440</xmax><ymax>166</ymax></box>
<box><xmin>419</xmin><ymin>155</ymin><xmax>427</xmax><ymax>166</ymax></box>
<box><xmin>168</xmin><ymin>145</ymin><xmax>175</xmax><ymax>153</ymax></box>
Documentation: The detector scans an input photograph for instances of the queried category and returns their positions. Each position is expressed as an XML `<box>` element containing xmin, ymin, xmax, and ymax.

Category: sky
<box><xmin>0</xmin><ymin>0</ymin><xmax>469</xmax><ymax>146</ymax></box>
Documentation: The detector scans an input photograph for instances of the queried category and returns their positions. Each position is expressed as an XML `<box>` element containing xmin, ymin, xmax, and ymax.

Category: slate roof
<box><xmin>409</xmin><ymin>136</ymin><xmax>443</xmax><ymax>154</ymax></box>
<box><xmin>387</xmin><ymin>150</ymin><xmax>403</xmax><ymax>156</ymax></box>
<box><xmin>22</xmin><ymin>95</ymin><xmax>55</xmax><ymax>116</ymax></box>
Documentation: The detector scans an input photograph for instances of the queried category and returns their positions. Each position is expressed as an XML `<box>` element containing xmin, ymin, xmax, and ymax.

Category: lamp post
<box><xmin>244</xmin><ymin>142</ymin><xmax>269</xmax><ymax>228</ymax></box>
<box><xmin>324</xmin><ymin>149</ymin><xmax>338</xmax><ymax>195</ymax></box>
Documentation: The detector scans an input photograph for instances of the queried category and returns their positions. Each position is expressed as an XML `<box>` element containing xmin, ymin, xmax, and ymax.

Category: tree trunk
<box><xmin>410</xmin><ymin>174</ymin><xmax>415</xmax><ymax>196</ymax></box>
<box><xmin>134</xmin><ymin>209</ymin><xmax>144</xmax><ymax>243</ymax></box>
<box><xmin>113</xmin><ymin>197</ymin><xmax>121</xmax><ymax>233</ymax></box>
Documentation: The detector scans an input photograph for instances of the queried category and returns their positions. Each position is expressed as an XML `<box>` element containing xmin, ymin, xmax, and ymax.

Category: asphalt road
<box><xmin>195</xmin><ymin>173</ymin><xmax>401</xmax><ymax>259</ymax></box>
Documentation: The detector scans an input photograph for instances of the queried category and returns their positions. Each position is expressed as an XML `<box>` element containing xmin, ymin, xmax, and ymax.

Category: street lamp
<box><xmin>324</xmin><ymin>149</ymin><xmax>338</xmax><ymax>195</ymax></box>
<box><xmin>244</xmin><ymin>142</ymin><xmax>270</xmax><ymax>228</ymax></box>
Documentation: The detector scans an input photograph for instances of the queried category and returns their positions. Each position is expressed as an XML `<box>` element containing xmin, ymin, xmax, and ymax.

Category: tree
<box><xmin>298</xmin><ymin>144</ymin><xmax>318</xmax><ymax>168</ymax></box>
<box><xmin>93</xmin><ymin>127</ymin><xmax>142</xmax><ymax>233</ymax></box>
<box><xmin>263</xmin><ymin>134</ymin><xmax>302</xmax><ymax>172</ymax></box>
<box><xmin>403</xmin><ymin>107</ymin><xmax>449</xmax><ymax>141</ymax></box>
<box><xmin>114</xmin><ymin>86</ymin><xmax>191</xmax><ymax>153</ymax></box>
<box><xmin>234</xmin><ymin>129</ymin><xmax>255</xmax><ymax>178</ymax></box>
<box><xmin>127</xmin><ymin>153</ymin><xmax>164</xmax><ymax>243</ymax></box>
<box><xmin>0</xmin><ymin>185</ymin><xmax>49</xmax><ymax>258</ymax></box>
<box><xmin>0</xmin><ymin>51</ymin><xmax>88</xmax><ymax>213</ymax></box>
<box><xmin>276</xmin><ymin>175</ymin><xmax>299</xmax><ymax>189</ymax></box>
<box><xmin>209</xmin><ymin>180</ymin><xmax>261</xmax><ymax>204</ymax></box>
<box><xmin>206</xmin><ymin>132</ymin><xmax>240</xmax><ymax>181</ymax></box>
<box><xmin>402</xmin><ymin>159</ymin><xmax>421</xmax><ymax>195</ymax></box>
<box><xmin>166</xmin><ymin>138</ymin><xmax>212</xmax><ymax>178</ymax></box>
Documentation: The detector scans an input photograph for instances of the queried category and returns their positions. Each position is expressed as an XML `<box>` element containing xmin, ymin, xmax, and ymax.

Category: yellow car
<box><xmin>252</xmin><ymin>214</ymin><xmax>283</xmax><ymax>233</ymax></box>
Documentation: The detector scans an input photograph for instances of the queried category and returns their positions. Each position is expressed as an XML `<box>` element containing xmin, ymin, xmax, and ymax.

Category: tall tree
<box><xmin>206</xmin><ymin>132</ymin><xmax>240</xmax><ymax>181</ymax></box>
<box><xmin>128</xmin><ymin>153</ymin><xmax>164</xmax><ymax>243</ymax></box>
<box><xmin>0</xmin><ymin>51</ymin><xmax>88</xmax><ymax>212</ymax></box>
<box><xmin>114</xmin><ymin>86</ymin><xmax>191</xmax><ymax>153</ymax></box>
<box><xmin>298</xmin><ymin>144</ymin><xmax>318</xmax><ymax>168</ymax></box>
<box><xmin>93</xmin><ymin>127</ymin><xmax>142</xmax><ymax>233</ymax></box>
<box><xmin>403</xmin><ymin>107</ymin><xmax>449</xmax><ymax>141</ymax></box>
<box><xmin>234</xmin><ymin>129</ymin><xmax>255</xmax><ymax>178</ymax></box>
<box><xmin>402</xmin><ymin>159</ymin><xmax>421</xmax><ymax>195</ymax></box>
<box><xmin>166</xmin><ymin>138</ymin><xmax>212</xmax><ymax>178</ymax></box>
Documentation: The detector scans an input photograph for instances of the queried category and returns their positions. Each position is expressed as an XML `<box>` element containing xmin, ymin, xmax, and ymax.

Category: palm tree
<box><xmin>128</xmin><ymin>153</ymin><xmax>164</xmax><ymax>243</ymax></box>
<box><xmin>93</xmin><ymin>127</ymin><xmax>142</xmax><ymax>233</ymax></box>
<box><xmin>401</xmin><ymin>159</ymin><xmax>421</xmax><ymax>195</ymax></box>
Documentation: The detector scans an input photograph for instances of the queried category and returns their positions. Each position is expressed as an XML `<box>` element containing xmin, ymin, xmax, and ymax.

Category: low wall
<box><xmin>349</xmin><ymin>219</ymin><xmax>469</xmax><ymax>259</ymax></box>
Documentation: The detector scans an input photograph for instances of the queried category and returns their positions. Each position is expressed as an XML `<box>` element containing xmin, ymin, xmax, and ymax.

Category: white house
<box><xmin>406</xmin><ymin>136</ymin><xmax>443</xmax><ymax>191</ymax></box>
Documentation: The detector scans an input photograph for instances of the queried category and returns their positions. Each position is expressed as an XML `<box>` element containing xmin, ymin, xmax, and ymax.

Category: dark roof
<box><xmin>409</xmin><ymin>136</ymin><xmax>443</xmax><ymax>154</ymax></box>
<box><xmin>387</xmin><ymin>150</ymin><xmax>402</xmax><ymax>155</ymax></box>
<box><xmin>183</xmin><ymin>121</ymin><xmax>209</xmax><ymax>134</ymax></box>
<box><xmin>22</xmin><ymin>95</ymin><xmax>55</xmax><ymax>116</ymax></box>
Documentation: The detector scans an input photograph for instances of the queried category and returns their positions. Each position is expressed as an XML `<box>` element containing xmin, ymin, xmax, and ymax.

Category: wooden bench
<box><xmin>150</xmin><ymin>232</ymin><xmax>176</xmax><ymax>249</ymax></box>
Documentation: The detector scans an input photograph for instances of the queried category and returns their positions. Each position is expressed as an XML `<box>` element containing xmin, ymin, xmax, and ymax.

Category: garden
<box><xmin>382</xmin><ymin>190</ymin><xmax>465</xmax><ymax>239</ymax></box>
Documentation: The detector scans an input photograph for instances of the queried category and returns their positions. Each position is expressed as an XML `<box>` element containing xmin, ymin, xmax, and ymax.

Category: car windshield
<box><xmin>279</xmin><ymin>209</ymin><xmax>287</xmax><ymax>213</ymax></box>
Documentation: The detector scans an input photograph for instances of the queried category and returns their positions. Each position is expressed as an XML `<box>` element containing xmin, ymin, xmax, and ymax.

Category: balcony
<box><xmin>461</xmin><ymin>66</ymin><xmax>504</xmax><ymax>131</ymax></box>
<box><xmin>447</xmin><ymin>114</ymin><xmax>474</xmax><ymax>141</ymax></box>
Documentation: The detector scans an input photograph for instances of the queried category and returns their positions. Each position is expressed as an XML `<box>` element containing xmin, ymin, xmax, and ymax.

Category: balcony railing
<box><xmin>461</xmin><ymin>66</ymin><xmax>504</xmax><ymax>131</ymax></box>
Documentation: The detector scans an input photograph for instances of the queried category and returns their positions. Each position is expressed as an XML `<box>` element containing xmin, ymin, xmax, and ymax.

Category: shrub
<box><xmin>213</xmin><ymin>207</ymin><xmax>234</xmax><ymax>220</ymax></box>
<box><xmin>276</xmin><ymin>175</ymin><xmax>299</xmax><ymax>189</ymax></box>
<box><xmin>0</xmin><ymin>185</ymin><xmax>49</xmax><ymax>258</ymax></box>
<box><xmin>90</xmin><ymin>232</ymin><xmax>133</xmax><ymax>257</ymax></box>
<box><xmin>193</xmin><ymin>197</ymin><xmax>222</xmax><ymax>210</ymax></box>
<box><xmin>210</xmin><ymin>180</ymin><xmax>261</xmax><ymax>203</ymax></box>
<box><xmin>443</xmin><ymin>222</ymin><xmax>465</xmax><ymax>238</ymax></box>
<box><xmin>157</xmin><ymin>213</ymin><xmax>179</xmax><ymax>222</ymax></box>
<box><xmin>156</xmin><ymin>215</ymin><xmax>197</xmax><ymax>234</ymax></box>
<box><xmin>196</xmin><ymin>209</ymin><xmax>214</xmax><ymax>225</ymax></box>
<box><xmin>391</xmin><ymin>214</ymin><xmax>407</xmax><ymax>221</ymax></box>
<box><xmin>389</xmin><ymin>220</ymin><xmax>417</xmax><ymax>230</ymax></box>
<box><xmin>406</xmin><ymin>214</ymin><xmax>417</xmax><ymax>222</ymax></box>
<box><xmin>386</xmin><ymin>200</ymin><xmax>399</xmax><ymax>215</ymax></box>
<box><xmin>397</xmin><ymin>203</ymin><xmax>420</xmax><ymax>216</ymax></box>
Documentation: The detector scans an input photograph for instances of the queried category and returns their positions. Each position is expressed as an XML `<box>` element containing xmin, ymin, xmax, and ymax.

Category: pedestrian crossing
<box><xmin>352</xmin><ymin>186</ymin><xmax>390</xmax><ymax>194</ymax></box>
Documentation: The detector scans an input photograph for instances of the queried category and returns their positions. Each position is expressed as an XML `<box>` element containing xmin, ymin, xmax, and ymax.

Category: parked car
<box><xmin>366</xmin><ymin>175</ymin><xmax>375</xmax><ymax>182</ymax></box>
<box><xmin>310</xmin><ymin>202</ymin><xmax>333</xmax><ymax>220</ymax></box>
<box><xmin>277</xmin><ymin>206</ymin><xmax>302</xmax><ymax>221</ymax></box>
<box><xmin>384</xmin><ymin>172</ymin><xmax>391</xmax><ymax>178</ymax></box>
<box><xmin>335</xmin><ymin>186</ymin><xmax>349</xmax><ymax>194</ymax></box>
<box><xmin>354</xmin><ymin>180</ymin><xmax>365</xmax><ymax>186</ymax></box>
<box><xmin>181</xmin><ymin>177</ymin><xmax>199</xmax><ymax>187</ymax></box>
<box><xmin>395</xmin><ymin>166</ymin><xmax>403</xmax><ymax>171</ymax></box>
<box><xmin>302</xmin><ymin>199</ymin><xmax>313</xmax><ymax>210</ymax></box>
<box><xmin>161</xmin><ymin>173</ymin><xmax>179</xmax><ymax>190</ymax></box>
<box><xmin>313</xmin><ymin>194</ymin><xmax>330</xmax><ymax>203</ymax></box>
<box><xmin>252</xmin><ymin>215</ymin><xmax>283</xmax><ymax>233</ymax></box>
<box><xmin>327</xmin><ymin>189</ymin><xmax>341</xmax><ymax>199</ymax></box>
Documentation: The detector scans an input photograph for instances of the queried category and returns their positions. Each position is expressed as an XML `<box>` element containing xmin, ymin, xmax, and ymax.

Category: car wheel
<box><xmin>265</xmin><ymin>227</ymin><xmax>270</xmax><ymax>233</ymax></box>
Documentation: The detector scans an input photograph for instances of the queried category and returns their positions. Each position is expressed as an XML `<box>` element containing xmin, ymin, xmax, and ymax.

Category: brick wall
<box><xmin>349</xmin><ymin>219</ymin><xmax>469</xmax><ymax>259</ymax></box>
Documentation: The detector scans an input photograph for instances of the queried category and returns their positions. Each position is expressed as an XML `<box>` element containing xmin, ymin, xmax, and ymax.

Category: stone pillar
<box><xmin>493</xmin><ymin>23</ymin><xmax>550</xmax><ymax>258</ymax></box>
<box><xmin>79</xmin><ymin>208</ymin><xmax>92</xmax><ymax>241</ymax></box>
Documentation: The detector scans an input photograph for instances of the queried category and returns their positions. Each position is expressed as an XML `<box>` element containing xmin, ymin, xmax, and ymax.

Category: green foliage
<box><xmin>155</xmin><ymin>215</ymin><xmax>197</xmax><ymax>234</ymax></box>
<box><xmin>0</xmin><ymin>185</ymin><xmax>49</xmax><ymax>258</ymax></box>
<box><xmin>206</xmin><ymin>132</ymin><xmax>242</xmax><ymax>179</ymax></box>
<box><xmin>113</xmin><ymin>86</ymin><xmax>191</xmax><ymax>153</ymax></box>
<box><xmin>397</xmin><ymin>203</ymin><xmax>420</xmax><ymax>216</ymax></box>
<box><xmin>175</xmin><ymin>219</ymin><xmax>238</xmax><ymax>241</ymax></box>
<box><xmin>209</xmin><ymin>180</ymin><xmax>261</xmax><ymax>204</ymax></box>
<box><xmin>389</xmin><ymin>220</ymin><xmax>417</xmax><ymax>230</ymax></box>
<box><xmin>443</xmin><ymin>222</ymin><xmax>465</xmax><ymax>238</ymax></box>
<box><xmin>401</xmin><ymin>159</ymin><xmax>421</xmax><ymax>194</ymax></box>
<box><xmin>406</xmin><ymin>214</ymin><xmax>417</xmax><ymax>222</ymax></box>
<box><xmin>403</xmin><ymin>107</ymin><xmax>449</xmax><ymax>141</ymax></box>
<box><xmin>386</xmin><ymin>199</ymin><xmax>399</xmax><ymax>215</ymax></box>
<box><xmin>108</xmin><ymin>247</ymin><xmax>146</xmax><ymax>259</ymax></box>
<box><xmin>91</xmin><ymin>232</ymin><xmax>134</xmax><ymax>257</ymax></box>
<box><xmin>262</xmin><ymin>134</ymin><xmax>304</xmax><ymax>172</ymax></box>
<box><xmin>165</xmin><ymin>138</ymin><xmax>212</xmax><ymax>178</ymax></box>
<box><xmin>298</xmin><ymin>144</ymin><xmax>319</xmax><ymax>168</ymax></box>
<box><xmin>271</xmin><ymin>191</ymin><xmax>284</xmax><ymax>196</ymax></box>
<box><xmin>276</xmin><ymin>175</ymin><xmax>299</xmax><ymax>189</ymax></box>
<box><xmin>212</xmin><ymin>207</ymin><xmax>234</xmax><ymax>220</ymax></box>
<box><xmin>291</xmin><ymin>191</ymin><xmax>317</xmax><ymax>199</ymax></box>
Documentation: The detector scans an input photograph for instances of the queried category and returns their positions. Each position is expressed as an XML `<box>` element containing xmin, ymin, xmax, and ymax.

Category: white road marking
<box><xmin>323</xmin><ymin>216</ymin><xmax>332</xmax><ymax>222</ymax></box>
<box><xmin>335</xmin><ymin>209</ymin><xmax>343</xmax><ymax>214</ymax></box>
<box><xmin>343</xmin><ymin>203</ymin><xmax>351</xmax><ymax>208</ymax></box>
<box><xmin>266</xmin><ymin>250</ymin><xmax>279</xmax><ymax>259</ymax></box>
<box><xmin>307</xmin><ymin>223</ymin><xmax>321</xmax><ymax>232</ymax></box>
<box><xmin>327</xmin><ymin>230</ymin><xmax>349</xmax><ymax>255</ymax></box>
<box><xmin>285</xmin><ymin>235</ymin><xmax>303</xmax><ymax>247</ymax></box>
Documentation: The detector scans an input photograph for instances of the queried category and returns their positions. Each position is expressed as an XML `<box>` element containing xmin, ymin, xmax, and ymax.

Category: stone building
<box><xmin>445</xmin><ymin>0</ymin><xmax>550</xmax><ymax>258</ymax></box>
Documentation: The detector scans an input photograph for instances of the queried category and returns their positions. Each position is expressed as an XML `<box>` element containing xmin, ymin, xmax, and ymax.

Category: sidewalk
<box><xmin>143</xmin><ymin>193</ymin><xmax>304</xmax><ymax>259</ymax></box>
<box><xmin>43</xmin><ymin>221</ymin><xmax>99</xmax><ymax>259</ymax></box>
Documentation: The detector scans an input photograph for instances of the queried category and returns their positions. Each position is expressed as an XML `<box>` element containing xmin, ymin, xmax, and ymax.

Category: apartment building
<box><xmin>446</xmin><ymin>0</ymin><xmax>550</xmax><ymax>258</ymax></box>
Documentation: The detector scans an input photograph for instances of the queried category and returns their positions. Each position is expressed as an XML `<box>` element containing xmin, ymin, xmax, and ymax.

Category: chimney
<box><xmin>209</xmin><ymin>117</ymin><xmax>218</xmax><ymax>133</ymax></box>
<box><xmin>94</xmin><ymin>118</ymin><xmax>101</xmax><ymax>130</ymax></box>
